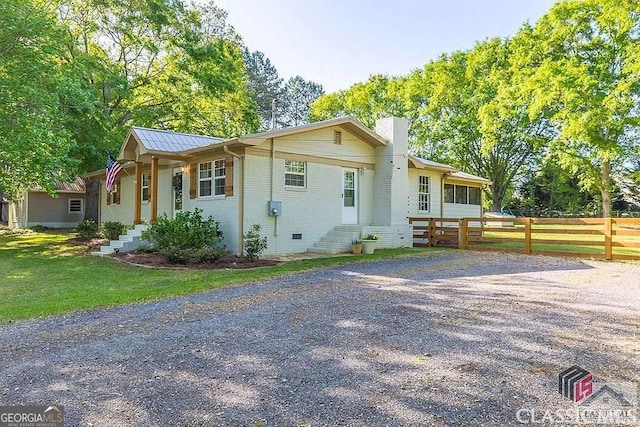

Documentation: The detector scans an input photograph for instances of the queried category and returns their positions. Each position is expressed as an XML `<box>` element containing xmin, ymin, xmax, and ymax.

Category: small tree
<box><xmin>243</xmin><ymin>224</ymin><xmax>267</xmax><ymax>261</ymax></box>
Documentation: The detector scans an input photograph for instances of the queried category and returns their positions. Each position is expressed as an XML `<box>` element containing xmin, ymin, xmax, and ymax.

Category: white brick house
<box><xmin>89</xmin><ymin>117</ymin><xmax>490</xmax><ymax>255</ymax></box>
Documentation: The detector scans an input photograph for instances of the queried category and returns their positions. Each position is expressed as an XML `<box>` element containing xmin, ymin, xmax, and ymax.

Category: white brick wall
<box><xmin>373</xmin><ymin>117</ymin><xmax>410</xmax><ymax>226</ymax></box>
<box><xmin>244</xmin><ymin>154</ymin><xmax>377</xmax><ymax>255</ymax></box>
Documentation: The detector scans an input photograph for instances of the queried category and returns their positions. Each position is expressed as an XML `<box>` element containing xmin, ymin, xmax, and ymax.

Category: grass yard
<box><xmin>479</xmin><ymin>223</ymin><xmax>640</xmax><ymax>258</ymax></box>
<box><xmin>0</xmin><ymin>232</ymin><xmax>440</xmax><ymax>323</ymax></box>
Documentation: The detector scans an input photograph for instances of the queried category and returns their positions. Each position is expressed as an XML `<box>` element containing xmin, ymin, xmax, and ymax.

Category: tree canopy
<box><xmin>311</xmin><ymin>0</ymin><xmax>640</xmax><ymax>215</ymax></box>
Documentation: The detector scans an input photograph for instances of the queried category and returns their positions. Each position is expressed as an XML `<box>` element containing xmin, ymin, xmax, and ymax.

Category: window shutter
<box><xmin>189</xmin><ymin>164</ymin><xmax>197</xmax><ymax>199</ymax></box>
<box><xmin>106</xmin><ymin>180</ymin><xmax>111</xmax><ymax>206</ymax></box>
<box><xmin>224</xmin><ymin>155</ymin><xmax>234</xmax><ymax>196</ymax></box>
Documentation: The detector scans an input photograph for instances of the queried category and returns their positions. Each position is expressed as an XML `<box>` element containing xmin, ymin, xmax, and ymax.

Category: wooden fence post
<box><xmin>604</xmin><ymin>217</ymin><xmax>613</xmax><ymax>260</ymax></box>
<box><xmin>458</xmin><ymin>218</ymin><xmax>468</xmax><ymax>249</ymax></box>
<box><xmin>524</xmin><ymin>217</ymin><xmax>532</xmax><ymax>255</ymax></box>
<box><xmin>429</xmin><ymin>218</ymin><xmax>436</xmax><ymax>247</ymax></box>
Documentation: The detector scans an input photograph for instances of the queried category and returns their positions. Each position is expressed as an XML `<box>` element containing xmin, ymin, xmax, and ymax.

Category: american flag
<box><xmin>105</xmin><ymin>154</ymin><xmax>123</xmax><ymax>194</ymax></box>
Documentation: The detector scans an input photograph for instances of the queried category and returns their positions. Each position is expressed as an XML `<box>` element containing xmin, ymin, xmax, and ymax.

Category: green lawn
<box><xmin>0</xmin><ymin>232</ymin><xmax>441</xmax><ymax>323</ymax></box>
<box><xmin>476</xmin><ymin>223</ymin><xmax>640</xmax><ymax>257</ymax></box>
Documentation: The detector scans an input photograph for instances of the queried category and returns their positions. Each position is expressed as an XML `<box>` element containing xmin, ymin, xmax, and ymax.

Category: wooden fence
<box><xmin>407</xmin><ymin>217</ymin><xmax>640</xmax><ymax>261</ymax></box>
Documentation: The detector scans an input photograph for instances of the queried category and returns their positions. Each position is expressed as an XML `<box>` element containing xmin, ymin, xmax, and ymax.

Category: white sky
<box><xmin>215</xmin><ymin>0</ymin><xmax>558</xmax><ymax>92</ymax></box>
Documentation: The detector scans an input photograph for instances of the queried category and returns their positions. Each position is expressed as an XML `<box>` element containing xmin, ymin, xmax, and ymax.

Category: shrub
<box><xmin>29</xmin><ymin>225</ymin><xmax>49</xmax><ymax>232</ymax></box>
<box><xmin>75</xmin><ymin>220</ymin><xmax>99</xmax><ymax>240</ymax></box>
<box><xmin>142</xmin><ymin>208</ymin><xmax>223</xmax><ymax>251</ymax></box>
<box><xmin>103</xmin><ymin>221</ymin><xmax>127</xmax><ymax>241</ymax></box>
<box><xmin>243</xmin><ymin>224</ymin><xmax>267</xmax><ymax>261</ymax></box>
<box><xmin>159</xmin><ymin>246</ymin><xmax>226</xmax><ymax>264</ymax></box>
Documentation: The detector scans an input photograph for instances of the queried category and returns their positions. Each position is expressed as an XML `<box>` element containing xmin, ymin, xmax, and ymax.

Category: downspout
<box><xmin>270</xmin><ymin>138</ymin><xmax>278</xmax><ymax>241</ymax></box>
<box><xmin>440</xmin><ymin>174</ymin><xmax>446</xmax><ymax>218</ymax></box>
<box><xmin>224</xmin><ymin>146</ymin><xmax>244</xmax><ymax>256</ymax></box>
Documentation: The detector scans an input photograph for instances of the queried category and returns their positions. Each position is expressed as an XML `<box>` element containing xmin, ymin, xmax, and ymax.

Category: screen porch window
<box><xmin>455</xmin><ymin>185</ymin><xmax>468</xmax><ymax>204</ymax></box>
<box><xmin>444</xmin><ymin>183</ymin><xmax>454</xmax><ymax>203</ymax></box>
<box><xmin>285</xmin><ymin>160</ymin><xmax>306</xmax><ymax>187</ymax></box>
<box><xmin>418</xmin><ymin>176</ymin><xmax>430</xmax><ymax>211</ymax></box>
<box><xmin>468</xmin><ymin>187</ymin><xmax>481</xmax><ymax>205</ymax></box>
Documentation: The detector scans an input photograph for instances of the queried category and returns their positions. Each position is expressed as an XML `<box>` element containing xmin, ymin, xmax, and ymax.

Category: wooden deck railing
<box><xmin>407</xmin><ymin>217</ymin><xmax>640</xmax><ymax>261</ymax></box>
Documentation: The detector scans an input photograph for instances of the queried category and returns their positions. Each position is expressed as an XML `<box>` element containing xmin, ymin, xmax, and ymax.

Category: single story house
<box><xmin>6</xmin><ymin>178</ymin><xmax>86</xmax><ymax>229</ymax></box>
<box><xmin>89</xmin><ymin>117</ymin><xmax>490</xmax><ymax>255</ymax></box>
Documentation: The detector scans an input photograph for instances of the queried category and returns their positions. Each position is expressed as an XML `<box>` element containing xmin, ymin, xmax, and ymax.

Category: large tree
<box><xmin>0</xmin><ymin>0</ymin><xmax>83</xmax><ymax>197</ymax></box>
<box><xmin>244</xmin><ymin>50</ymin><xmax>284</xmax><ymax>130</ymax></box>
<box><xmin>514</xmin><ymin>0</ymin><xmax>640</xmax><ymax>217</ymax></box>
<box><xmin>279</xmin><ymin>76</ymin><xmax>324</xmax><ymax>127</ymax></box>
<box><xmin>311</xmin><ymin>39</ymin><xmax>552</xmax><ymax>211</ymax></box>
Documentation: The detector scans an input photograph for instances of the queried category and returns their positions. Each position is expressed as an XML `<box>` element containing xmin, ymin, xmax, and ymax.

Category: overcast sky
<box><xmin>214</xmin><ymin>0</ymin><xmax>558</xmax><ymax>93</ymax></box>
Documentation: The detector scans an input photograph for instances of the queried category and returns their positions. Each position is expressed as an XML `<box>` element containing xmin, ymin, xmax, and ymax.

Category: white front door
<box><xmin>172</xmin><ymin>168</ymin><xmax>183</xmax><ymax>218</ymax></box>
<box><xmin>342</xmin><ymin>168</ymin><xmax>358</xmax><ymax>224</ymax></box>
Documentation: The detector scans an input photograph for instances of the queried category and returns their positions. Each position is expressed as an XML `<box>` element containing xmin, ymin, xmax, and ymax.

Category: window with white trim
<box><xmin>141</xmin><ymin>174</ymin><xmax>150</xmax><ymax>202</ymax></box>
<box><xmin>213</xmin><ymin>159</ymin><xmax>226</xmax><ymax>195</ymax></box>
<box><xmin>199</xmin><ymin>160</ymin><xmax>225</xmax><ymax>197</ymax></box>
<box><xmin>68</xmin><ymin>198</ymin><xmax>84</xmax><ymax>214</ymax></box>
<box><xmin>285</xmin><ymin>160</ymin><xmax>306</xmax><ymax>187</ymax></box>
<box><xmin>418</xmin><ymin>176</ymin><xmax>430</xmax><ymax>211</ymax></box>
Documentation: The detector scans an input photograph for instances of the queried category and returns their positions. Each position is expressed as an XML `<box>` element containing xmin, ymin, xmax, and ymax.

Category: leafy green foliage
<box><xmin>142</xmin><ymin>208</ymin><xmax>223</xmax><ymax>251</ymax></box>
<box><xmin>0</xmin><ymin>0</ymin><xmax>81</xmax><ymax>197</ymax></box>
<box><xmin>511</xmin><ymin>0</ymin><xmax>640</xmax><ymax>216</ymax></box>
<box><xmin>159</xmin><ymin>246</ymin><xmax>227</xmax><ymax>264</ymax></box>
<box><xmin>75</xmin><ymin>220</ymin><xmax>99</xmax><ymax>240</ymax></box>
<box><xmin>243</xmin><ymin>224</ymin><xmax>267</xmax><ymax>261</ymax></box>
<box><xmin>102</xmin><ymin>221</ymin><xmax>127</xmax><ymax>241</ymax></box>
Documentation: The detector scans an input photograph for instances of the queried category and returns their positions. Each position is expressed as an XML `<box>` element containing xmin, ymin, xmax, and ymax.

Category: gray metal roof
<box><xmin>132</xmin><ymin>127</ymin><xmax>225</xmax><ymax>153</ymax></box>
<box><xmin>449</xmin><ymin>171</ymin><xmax>492</xmax><ymax>183</ymax></box>
<box><xmin>411</xmin><ymin>156</ymin><xmax>457</xmax><ymax>171</ymax></box>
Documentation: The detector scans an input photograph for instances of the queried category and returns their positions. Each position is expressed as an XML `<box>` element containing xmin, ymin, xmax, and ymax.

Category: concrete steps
<box><xmin>308</xmin><ymin>226</ymin><xmax>362</xmax><ymax>255</ymax></box>
<box><xmin>92</xmin><ymin>224</ymin><xmax>148</xmax><ymax>256</ymax></box>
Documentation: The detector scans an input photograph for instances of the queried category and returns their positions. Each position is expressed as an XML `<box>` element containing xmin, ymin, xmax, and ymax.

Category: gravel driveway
<box><xmin>1</xmin><ymin>251</ymin><xmax>638</xmax><ymax>426</ymax></box>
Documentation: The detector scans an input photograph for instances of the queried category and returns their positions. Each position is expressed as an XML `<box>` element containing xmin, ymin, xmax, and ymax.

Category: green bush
<box><xmin>159</xmin><ymin>246</ymin><xmax>226</xmax><ymax>264</ymax></box>
<box><xmin>142</xmin><ymin>208</ymin><xmax>222</xmax><ymax>250</ymax></box>
<box><xmin>103</xmin><ymin>221</ymin><xmax>127</xmax><ymax>241</ymax></box>
<box><xmin>75</xmin><ymin>220</ymin><xmax>99</xmax><ymax>240</ymax></box>
<box><xmin>243</xmin><ymin>224</ymin><xmax>267</xmax><ymax>261</ymax></box>
<box><xmin>29</xmin><ymin>225</ymin><xmax>49</xmax><ymax>232</ymax></box>
<box><xmin>141</xmin><ymin>208</ymin><xmax>225</xmax><ymax>264</ymax></box>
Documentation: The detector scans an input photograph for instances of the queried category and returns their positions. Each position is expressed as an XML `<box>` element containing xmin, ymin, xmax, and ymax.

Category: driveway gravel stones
<box><xmin>0</xmin><ymin>251</ymin><xmax>638</xmax><ymax>426</ymax></box>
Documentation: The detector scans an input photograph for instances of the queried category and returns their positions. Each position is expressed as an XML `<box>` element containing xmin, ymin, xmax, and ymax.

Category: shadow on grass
<box><xmin>2</xmin><ymin>249</ymin><xmax>636</xmax><ymax>425</ymax></box>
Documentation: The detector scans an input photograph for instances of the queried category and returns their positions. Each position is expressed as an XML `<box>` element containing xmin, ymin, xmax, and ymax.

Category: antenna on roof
<box><xmin>271</xmin><ymin>99</ymin><xmax>277</xmax><ymax>130</ymax></box>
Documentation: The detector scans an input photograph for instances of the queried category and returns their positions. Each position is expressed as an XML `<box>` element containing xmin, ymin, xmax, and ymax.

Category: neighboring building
<box><xmin>6</xmin><ymin>178</ymin><xmax>86</xmax><ymax>229</ymax></box>
<box><xmin>89</xmin><ymin>117</ymin><xmax>490</xmax><ymax>255</ymax></box>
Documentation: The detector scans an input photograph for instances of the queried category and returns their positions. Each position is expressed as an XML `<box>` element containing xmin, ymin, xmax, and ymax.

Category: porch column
<box><xmin>150</xmin><ymin>156</ymin><xmax>159</xmax><ymax>223</ymax></box>
<box><xmin>134</xmin><ymin>161</ymin><xmax>142</xmax><ymax>224</ymax></box>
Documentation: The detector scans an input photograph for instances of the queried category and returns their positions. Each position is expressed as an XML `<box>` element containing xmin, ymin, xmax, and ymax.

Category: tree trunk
<box><xmin>83</xmin><ymin>177</ymin><xmax>100</xmax><ymax>222</ymax></box>
<box><xmin>600</xmin><ymin>160</ymin><xmax>612</xmax><ymax>218</ymax></box>
<box><xmin>491</xmin><ymin>183</ymin><xmax>503</xmax><ymax>212</ymax></box>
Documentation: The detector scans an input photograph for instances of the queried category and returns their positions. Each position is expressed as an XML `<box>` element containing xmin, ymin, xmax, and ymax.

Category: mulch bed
<box><xmin>67</xmin><ymin>237</ymin><xmax>110</xmax><ymax>251</ymax></box>
<box><xmin>112</xmin><ymin>251</ymin><xmax>279</xmax><ymax>269</ymax></box>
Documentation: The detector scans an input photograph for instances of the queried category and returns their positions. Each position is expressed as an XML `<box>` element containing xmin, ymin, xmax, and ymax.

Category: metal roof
<box><xmin>31</xmin><ymin>177</ymin><xmax>86</xmax><ymax>193</ymax></box>
<box><xmin>132</xmin><ymin>127</ymin><xmax>225</xmax><ymax>153</ymax></box>
<box><xmin>449</xmin><ymin>171</ymin><xmax>492</xmax><ymax>184</ymax></box>
<box><xmin>411</xmin><ymin>156</ymin><xmax>457</xmax><ymax>171</ymax></box>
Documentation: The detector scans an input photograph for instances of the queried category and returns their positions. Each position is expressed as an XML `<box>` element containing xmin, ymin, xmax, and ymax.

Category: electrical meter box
<box><xmin>268</xmin><ymin>201</ymin><xmax>282</xmax><ymax>216</ymax></box>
